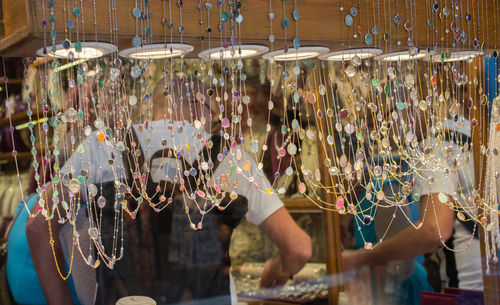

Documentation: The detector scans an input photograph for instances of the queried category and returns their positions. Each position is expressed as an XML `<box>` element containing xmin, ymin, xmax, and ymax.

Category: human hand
<box><xmin>259</xmin><ymin>257</ymin><xmax>292</xmax><ymax>288</ymax></box>
<box><xmin>341</xmin><ymin>250</ymin><xmax>366</xmax><ymax>272</ymax></box>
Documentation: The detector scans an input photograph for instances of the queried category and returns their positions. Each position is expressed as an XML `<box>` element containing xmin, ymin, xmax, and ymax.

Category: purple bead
<box><xmin>42</xmin><ymin>20</ymin><xmax>47</xmax><ymax>26</ymax></box>
<box><xmin>222</xmin><ymin>42</ymin><xmax>229</xmax><ymax>48</ymax></box>
<box><xmin>3</xmin><ymin>76</ymin><xmax>8</xmax><ymax>82</ymax></box>
<box><xmin>161</xmin><ymin>17</ymin><xmax>167</xmax><ymax>25</ymax></box>
<box><xmin>284</xmin><ymin>45</ymin><xmax>289</xmax><ymax>53</ymax></box>
<box><xmin>11</xmin><ymin>150</ymin><xmax>17</xmax><ymax>157</ymax></box>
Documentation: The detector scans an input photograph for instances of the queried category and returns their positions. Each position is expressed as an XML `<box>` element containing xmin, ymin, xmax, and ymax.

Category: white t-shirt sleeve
<box><xmin>60</xmin><ymin>132</ymin><xmax>125</xmax><ymax>183</ymax></box>
<box><xmin>413</xmin><ymin>141</ymin><xmax>460</xmax><ymax>197</ymax></box>
<box><xmin>213</xmin><ymin>149</ymin><xmax>284</xmax><ymax>226</ymax></box>
<box><xmin>414</xmin><ymin>142</ymin><xmax>474</xmax><ymax>196</ymax></box>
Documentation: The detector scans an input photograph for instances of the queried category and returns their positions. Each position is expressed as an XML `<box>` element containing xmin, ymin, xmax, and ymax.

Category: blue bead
<box><xmin>365</xmin><ymin>33</ymin><xmax>373</xmax><ymax>45</ymax></box>
<box><xmin>132</xmin><ymin>35</ymin><xmax>141</xmax><ymax>47</ymax></box>
<box><xmin>132</xmin><ymin>7</ymin><xmax>141</xmax><ymax>18</ymax></box>
<box><xmin>293</xmin><ymin>10</ymin><xmax>300</xmax><ymax>21</ymax></box>
<box><xmin>293</xmin><ymin>37</ymin><xmax>300</xmax><ymax>49</ymax></box>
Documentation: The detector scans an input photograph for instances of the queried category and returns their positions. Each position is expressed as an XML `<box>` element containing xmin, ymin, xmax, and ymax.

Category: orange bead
<box><xmin>431</xmin><ymin>76</ymin><xmax>437</xmax><ymax>84</ymax></box>
<box><xmin>496</xmin><ymin>123</ymin><xmax>500</xmax><ymax>131</ymax></box>
<box><xmin>97</xmin><ymin>132</ymin><xmax>105</xmax><ymax>142</ymax></box>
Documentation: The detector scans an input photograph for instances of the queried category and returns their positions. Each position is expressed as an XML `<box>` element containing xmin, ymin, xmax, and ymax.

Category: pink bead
<box><xmin>335</xmin><ymin>197</ymin><xmax>345</xmax><ymax>210</ymax></box>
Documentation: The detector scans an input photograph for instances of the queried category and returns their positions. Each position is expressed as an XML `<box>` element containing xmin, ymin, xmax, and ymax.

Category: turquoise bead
<box><xmin>282</xmin><ymin>18</ymin><xmax>290</xmax><ymax>28</ymax></box>
<box><xmin>221</xmin><ymin>12</ymin><xmax>228</xmax><ymax>22</ymax></box>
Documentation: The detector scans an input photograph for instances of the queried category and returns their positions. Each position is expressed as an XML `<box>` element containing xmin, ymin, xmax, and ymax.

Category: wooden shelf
<box><xmin>0</xmin><ymin>110</ymin><xmax>45</xmax><ymax>128</ymax></box>
<box><xmin>0</xmin><ymin>144</ymin><xmax>53</xmax><ymax>162</ymax></box>
<box><xmin>0</xmin><ymin>78</ymin><xmax>22</xmax><ymax>85</ymax></box>
<box><xmin>283</xmin><ymin>197</ymin><xmax>320</xmax><ymax>211</ymax></box>
<box><xmin>0</xmin><ymin>151</ymin><xmax>32</xmax><ymax>162</ymax></box>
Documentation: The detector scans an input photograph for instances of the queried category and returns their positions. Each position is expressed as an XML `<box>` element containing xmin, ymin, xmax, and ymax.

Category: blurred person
<box><xmin>26</xmin><ymin>75</ymin><xmax>312</xmax><ymax>305</ymax></box>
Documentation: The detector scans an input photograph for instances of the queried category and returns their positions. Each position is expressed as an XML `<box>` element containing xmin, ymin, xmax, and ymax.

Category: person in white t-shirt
<box><xmin>26</xmin><ymin>77</ymin><xmax>312</xmax><ymax>305</ymax></box>
<box><xmin>342</xmin><ymin>114</ymin><xmax>483</xmax><ymax>291</ymax></box>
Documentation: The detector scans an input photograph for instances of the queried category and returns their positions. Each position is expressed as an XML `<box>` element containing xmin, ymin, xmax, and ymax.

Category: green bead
<box><xmin>62</xmin><ymin>201</ymin><xmax>69</xmax><ymax>210</ymax></box>
<box><xmin>281</xmin><ymin>125</ymin><xmax>287</xmax><ymax>134</ymax></box>
<box><xmin>74</xmin><ymin>42</ymin><xmax>82</xmax><ymax>52</ymax></box>
<box><xmin>77</xmin><ymin>176</ymin><xmax>84</xmax><ymax>183</ymax></box>
<box><xmin>53</xmin><ymin>176</ymin><xmax>60</xmax><ymax>183</ymax></box>
<box><xmin>31</xmin><ymin>148</ymin><xmax>37</xmax><ymax>155</ymax></box>
<box><xmin>77</xmin><ymin>75</ymin><xmax>84</xmax><ymax>84</ymax></box>
<box><xmin>428</xmin><ymin>19</ymin><xmax>433</xmax><ymax>26</ymax></box>
<box><xmin>30</xmin><ymin>135</ymin><xmax>36</xmax><ymax>143</ymax></box>
<box><xmin>53</xmin><ymin>149</ymin><xmax>60</xmax><ymax>156</ymax></box>
<box><xmin>35</xmin><ymin>174</ymin><xmax>40</xmax><ymax>181</ymax></box>
<box><xmin>78</xmin><ymin>109</ymin><xmax>83</xmax><ymax>119</ymax></box>
<box><xmin>282</xmin><ymin>18</ymin><xmax>290</xmax><ymax>28</ymax></box>
<box><xmin>77</xmin><ymin>144</ymin><xmax>85</xmax><ymax>153</ymax></box>
<box><xmin>54</xmin><ymin>162</ymin><xmax>60</xmax><ymax>171</ymax></box>
<box><xmin>36</xmin><ymin>187</ymin><xmax>42</xmax><ymax>194</ymax></box>
<box><xmin>372</xmin><ymin>79</ymin><xmax>379</xmax><ymax>87</ymax></box>
<box><xmin>138</xmin><ymin>197</ymin><xmax>144</xmax><ymax>204</ymax></box>
<box><xmin>33</xmin><ymin>161</ymin><xmax>39</xmax><ymax>168</ymax></box>
<box><xmin>397</xmin><ymin>102</ymin><xmax>406</xmax><ymax>110</ymax></box>
<box><xmin>53</xmin><ymin>190</ymin><xmax>59</xmax><ymax>197</ymax></box>
<box><xmin>72</xmin><ymin>7</ymin><xmax>81</xmax><ymax>17</ymax></box>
